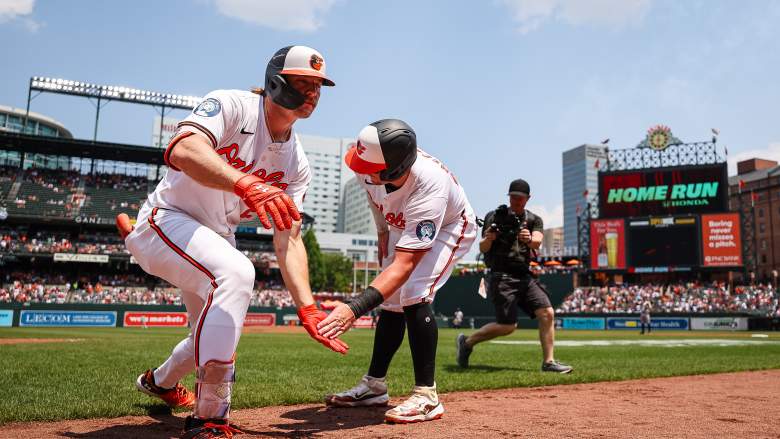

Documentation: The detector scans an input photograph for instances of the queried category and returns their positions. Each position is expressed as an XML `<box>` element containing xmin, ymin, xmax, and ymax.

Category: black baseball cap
<box><xmin>508</xmin><ymin>178</ymin><xmax>530</xmax><ymax>196</ymax></box>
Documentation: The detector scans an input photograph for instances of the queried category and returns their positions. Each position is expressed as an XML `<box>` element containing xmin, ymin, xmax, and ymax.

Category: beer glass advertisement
<box><xmin>701</xmin><ymin>213</ymin><xmax>742</xmax><ymax>267</ymax></box>
<box><xmin>590</xmin><ymin>219</ymin><xmax>626</xmax><ymax>270</ymax></box>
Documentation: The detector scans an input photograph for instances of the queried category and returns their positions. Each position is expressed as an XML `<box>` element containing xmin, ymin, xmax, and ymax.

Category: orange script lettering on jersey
<box><xmin>385</xmin><ymin>212</ymin><xmax>406</xmax><ymax>228</ymax></box>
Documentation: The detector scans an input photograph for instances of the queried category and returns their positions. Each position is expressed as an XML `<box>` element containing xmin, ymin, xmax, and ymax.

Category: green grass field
<box><xmin>1</xmin><ymin>327</ymin><xmax>780</xmax><ymax>424</ymax></box>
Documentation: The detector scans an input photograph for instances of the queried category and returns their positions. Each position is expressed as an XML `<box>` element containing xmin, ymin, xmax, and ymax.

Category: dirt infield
<box><xmin>0</xmin><ymin>338</ymin><xmax>84</xmax><ymax>345</ymax></box>
<box><xmin>4</xmin><ymin>370</ymin><xmax>779</xmax><ymax>438</ymax></box>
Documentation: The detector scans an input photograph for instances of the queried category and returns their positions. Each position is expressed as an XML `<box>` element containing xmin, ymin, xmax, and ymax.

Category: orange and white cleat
<box><xmin>135</xmin><ymin>368</ymin><xmax>195</xmax><ymax>409</ymax></box>
<box><xmin>181</xmin><ymin>416</ymin><xmax>243</xmax><ymax>439</ymax></box>
<box><xmin>384</xmin><ymin>384</ymin><xmax>444</xmax><ymax>424</ymax></box>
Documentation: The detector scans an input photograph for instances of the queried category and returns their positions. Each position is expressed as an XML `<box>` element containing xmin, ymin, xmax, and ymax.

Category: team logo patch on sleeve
<box><xmin>193</xmin><ymin>98</ymin><xmax>221</xmax><ymax>117</ymax></box>
<box><xmin>416</xmin><ymin>220</ymin><xmax>436</xmax><ymax>242</ymax></box>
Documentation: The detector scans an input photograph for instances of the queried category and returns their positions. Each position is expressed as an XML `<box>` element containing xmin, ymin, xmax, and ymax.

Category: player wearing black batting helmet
<box><xmin>319</xmin><ymin>118</ymin><xmax>478</xmax><ymax>424</ymax></box>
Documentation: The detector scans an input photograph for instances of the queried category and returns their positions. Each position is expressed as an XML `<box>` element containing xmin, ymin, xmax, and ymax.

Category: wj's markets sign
<box><xmin>599</xmin><ymin>164</ymin><xmax>728</xmax><ymax>218</ymax></box>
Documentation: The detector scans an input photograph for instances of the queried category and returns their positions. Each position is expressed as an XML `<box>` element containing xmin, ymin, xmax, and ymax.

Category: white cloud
<box><xmin>213</xmin><ymin>0</ymin><xmax>339</xmax><ymax>32</ymax></box>
<box><xmin>0</xmin><ymin>0</ymin><xmax>40</xmax><ymax>31</ymax></box>
<box><xmin>527</xmin><ymin>203</ymin><xmax>563</xmax><ymax>228</ymax></box>
<box><xmin>0</xmin><ymin>0</ymin><xmax>32</xmax><ymax>20</ymax></box>
<box><xmin>499</xmin><ymin>0</ymin><xmax>653</xmax><ymax>34</ymax></box>
<box><xmin>728</xmin><ymin>142</ymin><xmax>780</xmax><ymax>176</ymax></box>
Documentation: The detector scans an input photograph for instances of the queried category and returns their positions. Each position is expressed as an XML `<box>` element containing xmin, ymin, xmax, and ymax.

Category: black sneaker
<box><xmin>456</xmin><ymin>333</ymin><xmax>472</xmax><ymax>368</ymax></box>
<box><xmin>542</xmin><ymin>360</ymin><xmax>573</xmax><ymax>374</ymax></box>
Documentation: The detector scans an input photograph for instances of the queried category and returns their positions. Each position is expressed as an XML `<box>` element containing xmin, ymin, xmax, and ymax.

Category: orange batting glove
<box><xmin>234</xmin><ymin>174</ymin><xmax>301</xmax><ymax>231</ymax></box>
<box><xmin>297</xmin><ymin>304</ymin><xmax>349</xmax><ymax>355</ymax></box>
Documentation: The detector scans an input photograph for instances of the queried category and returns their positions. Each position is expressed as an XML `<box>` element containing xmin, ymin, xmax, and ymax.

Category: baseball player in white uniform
<box><xmin>317</xmin><ymin>119</ymin><xmax>477</xmax><ymax>423</ymax></box>
<box><xmin>118</xmin><ymin>45</ymin><xmax>348</xmax><ymax>439</ymax></box>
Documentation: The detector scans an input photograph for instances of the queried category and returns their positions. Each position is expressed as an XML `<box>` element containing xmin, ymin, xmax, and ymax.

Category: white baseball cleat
<box><xmin>384</xmin><ymin>384</ymin><xmax>444</xmax><ymax>424</ymax></box>
<box><xmin>325</xmin><ymin>375</ymin><xmax>390</xmax><ymax>407</ymax></box>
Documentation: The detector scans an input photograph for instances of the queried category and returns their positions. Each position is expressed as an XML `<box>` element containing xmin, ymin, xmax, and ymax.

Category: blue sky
<box><xmin>1</xmin><ymin>0</ymin><xmax>779</xmax><ymax>230</ymax></box>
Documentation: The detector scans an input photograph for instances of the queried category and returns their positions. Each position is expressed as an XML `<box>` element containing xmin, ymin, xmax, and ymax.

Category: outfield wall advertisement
<box><xmin>124</xmin><ymin>311</ymin><xmax>188</xmax><ymax>327</ymax></box>
<box><xmin>561</xmin><ymin>317</ymin><xmax>605</xmax><ymax>330</ymax></box>
<box><xmin>244</xmin><ymin>313</ymin><xmax>276</xmax><ymax>327</ymax></box>
<box><xmin>0</xmin><ymin>309</ymin><xmax>13</xmax><ymax>327</ymax></box>
<box><xmin>19</xmin><ymin>310</ymin><xmax>117</xmax><ymax>327</ymax></box>
<box><xmin>607</xmin><ymin>317</ymin><xmax>689</xmax><ymax>330</ymax></box>
<box><xmin>690</xmin><ymin>317</ymin><xmax>748</xmax><ymax>331</ymax></box>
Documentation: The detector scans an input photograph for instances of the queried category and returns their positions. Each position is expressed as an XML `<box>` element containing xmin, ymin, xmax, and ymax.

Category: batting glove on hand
<box><xmin>234</xmin><ymin>174</ymin><xmax>301</xmax><ymax>231</ymax></box>
<box><xmin>298</xmin><ymin>304</ymin><xmax>349</xmax><ymax>355</ymax></box>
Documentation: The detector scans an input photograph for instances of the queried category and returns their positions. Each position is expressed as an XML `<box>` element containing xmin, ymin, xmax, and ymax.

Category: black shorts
<box><xmin>488</xmin><ymin>272</ymin><xmax>552</xmax><ymax>324</ymax></box>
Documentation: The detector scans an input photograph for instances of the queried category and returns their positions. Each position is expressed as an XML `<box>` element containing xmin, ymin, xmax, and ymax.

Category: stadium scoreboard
<box><xmin>591</xmin><ymin>162</ymin><xmax>742</xmax><ymax>272</ymax></box>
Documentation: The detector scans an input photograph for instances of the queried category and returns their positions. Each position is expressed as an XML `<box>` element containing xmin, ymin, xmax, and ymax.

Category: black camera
<box><xmin>489</xmin><ymin>204</ymin><xmax>525</xmax><ymax>247</ymax></box>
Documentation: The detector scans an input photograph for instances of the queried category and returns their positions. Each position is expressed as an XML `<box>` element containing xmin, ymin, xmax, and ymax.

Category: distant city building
<box><xmin>342</xmin><ymin>175</ymin><xmax>377</xmax><ymax>235</ymax></box>
<box><xmin>729</xmin><ymin>158</ymin><xmax>780</xmax><ymax>280</ymax></box>
<box><xmin>299</xmin><ymin>134</ymin><xmax>353</xmax><ymax>234</ymax></box>
<box><xmin>541</xmin><ymin>226</ymin><xmax>564</xmax><ymax>257</ymax></box>
<box><xmin>562</xmin><ymin>144</ymin><xmax>607</xmax><ymax>251</ymax></box>
<box><xmin>316</xmin><ymin>231</ymin><xmax>379</xmax><ymax>263</ymax></box>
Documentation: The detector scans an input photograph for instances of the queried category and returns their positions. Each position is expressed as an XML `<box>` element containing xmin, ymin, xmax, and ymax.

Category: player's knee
<box><xmin>498</xmin><ymin>323</ymin><xmax>516</xmax><ymax>335</ymax></box>
<box><xmin>537</xmin><ymin>307</ymin><xmax>554</xmax><ymax>322</ymax></box>
<box><xmin>223</xmin><ymin>257</ymin><xmax>256</xmax><ymax>291</ymax></box>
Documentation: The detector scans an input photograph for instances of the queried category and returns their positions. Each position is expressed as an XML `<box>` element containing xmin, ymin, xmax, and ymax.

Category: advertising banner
<box><xmin>701</xmin><ymin>213</ymin><xmax>742</xmax><ymax>267</ymax></box>
<box><xmin>244</xmin><ymin>313</ymin><xmax>276</xmax><ymax>327</ymax></box>
<box><xmin>607</xmin><ymin>317</ymin><xmax>689</xmax><ymax>330</ymax></box>
<box><xmin>561</xmin><ymin>317</ymin><xmax>605</xmax><ymax>330</ymax></box>
<box><xmin>124</xmin><ymin>311</ymin><xmax>188</xmax><ymax>327</ymax></box>
<box><xmin>599</xmin><ymin>164</ymin><xmax>728</xmax><ymax>218</ymax></box>
<box><xmin>19</xmin><ymin>310</ymin><xmax>117</xmax><ymax>327</ymax></box>
<box><xmin>53</xmin><ymin>253</ymin><xmax>110</xmax><ymax>263</ymax></box>
<box><xmin>690</xmin><ymin>317</ymin><xmax>748</xmax><ymax>331</ymax></box>
<box><xmin>590</xmin><ymin>219</ymin><xmax>626</xmax><ymax>269</ymax></box>
<box><xmin>0</xmin><ymin>309</ymin><xmax>13</xmax><ymax>327</ymax></box>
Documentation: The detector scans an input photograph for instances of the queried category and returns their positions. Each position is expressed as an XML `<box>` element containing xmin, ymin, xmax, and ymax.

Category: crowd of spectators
<box><xmin>0</xmin><ymin>229</ymin><xmax>128</xmax><ymax>255</ymax></box>
<box><xmin>0</xmin><ymin>273</ymin><xmax>303</xmax><ymax>308</ymax></box>
<box><xmin>21</xmin><ymin>168</ymin><xmax>81</xmax><ymax>193</ymax></box>
<box><xmin>0</xmin><ymin>230</ymin><xmax>280</xmax><ymax>264</ymax></box>
<box><xmin>557</xmin><ymin>282</ymin><xmax>780</xmax><ymax>317</ymax></box>
<box><xmin>83</xmin><ymin>173</ymin><xmax>149</xmax><ymax>192</ymax></box>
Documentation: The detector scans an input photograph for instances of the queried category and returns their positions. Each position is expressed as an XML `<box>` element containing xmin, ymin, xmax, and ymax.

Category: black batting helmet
<box><xmin>345</xmin><ymin>119</ymin><xmax>418</xmax><ymax>181</ymax></box>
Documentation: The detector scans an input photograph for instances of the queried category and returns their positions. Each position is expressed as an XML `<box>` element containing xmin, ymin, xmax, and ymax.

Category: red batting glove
<box><xmin>297</xmin><ymin>304</ymin><xmax>349</xmax><ymax>355</ymax></box>
<box><xmin>234</xmin><ymin>174</ymin><xmax>301</xmax><ymax>231</ymax></box>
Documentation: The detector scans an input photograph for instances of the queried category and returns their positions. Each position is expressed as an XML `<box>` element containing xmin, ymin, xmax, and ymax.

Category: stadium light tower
<box><xmin>23</xmin><ymin>77</ymin><xmax>202</xmax><ymax>142</ymax></box>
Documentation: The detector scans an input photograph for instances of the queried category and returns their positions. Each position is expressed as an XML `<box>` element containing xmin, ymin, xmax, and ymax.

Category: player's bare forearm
<box><xmin>169</xmin><ymin>134</ymin><xmax>245</xmax><ymax>192</ymax></box>
<box><xmin>479</xmin><ymin>237</ymin><xmax>493</xmax><ymax>253</ymax></box>
<box><xmin>274</xmin><ymin>222</ymin><xmax>316</xmax><ymax>308</ymax></box>
<box><xmin>370</xmin><ymin>250</ymin><xmax>424</xmax><ymax>299</ymax></box>
<box><xmin>529</xmin><ymin>231</ymin><xmax>543</xmax><ymax>250</ymax></box>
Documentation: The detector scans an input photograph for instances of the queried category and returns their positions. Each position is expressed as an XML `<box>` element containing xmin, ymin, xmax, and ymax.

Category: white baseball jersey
<box><xmin>357</xmin><ymin>150</ymin><xmax>477</xmax><ymax>311</ymax></box>
<box><xmin>140</xmin><ymin>89</ymin><xmax>311</xmax><ymax>236</ymax></box>
<box><xmin>358</xmin><ymin>150</ymin><xmax>472</xmax><ymax>254</ymax></box>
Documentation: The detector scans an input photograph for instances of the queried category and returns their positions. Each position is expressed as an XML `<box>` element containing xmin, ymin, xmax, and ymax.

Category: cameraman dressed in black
<box><xmin>455</xmin><ymin>179</ymin><xmax>573</xmax><ymax>373</ymax></box>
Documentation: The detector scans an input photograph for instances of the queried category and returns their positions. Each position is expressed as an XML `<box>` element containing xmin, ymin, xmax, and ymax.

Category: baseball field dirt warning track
<box><xmin>5</xmin><ymin>369</ymin><xmax>778</xmax><ymax>438</ymax></box>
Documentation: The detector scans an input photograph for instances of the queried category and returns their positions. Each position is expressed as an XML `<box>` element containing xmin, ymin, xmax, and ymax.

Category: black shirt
<box><xmin>482</xmin><ymin>209</ymin><xmax>543</xmax><ymax>273</ymax></box>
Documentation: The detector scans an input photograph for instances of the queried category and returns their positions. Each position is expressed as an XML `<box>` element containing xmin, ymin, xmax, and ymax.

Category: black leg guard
<box><xmin>368</xmin><ymin>310</ymin><xmax>407</xmax><ymax>379</ymax></box>
<box><xmin>404</xmin><ymin>302</ymin><xmax>437</xmax><ymax>387</ymax></box>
